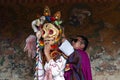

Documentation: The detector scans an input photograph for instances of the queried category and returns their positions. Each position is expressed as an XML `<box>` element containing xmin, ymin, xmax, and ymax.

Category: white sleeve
<box><xmin>59</xmin><ymin>40</ymin><xmax>74</xmax><ymax>56</ymax></box>
<box><xmin>44</xmin><ymin>56</ymin><xmax>66</xmax><ymax>76</ymax></box>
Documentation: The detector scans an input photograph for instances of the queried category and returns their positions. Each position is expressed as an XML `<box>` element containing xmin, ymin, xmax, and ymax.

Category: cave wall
<box><xmin>0</xmin><ymin>1</ymin><xmax>120</xmax><ymax>80</ymax></box>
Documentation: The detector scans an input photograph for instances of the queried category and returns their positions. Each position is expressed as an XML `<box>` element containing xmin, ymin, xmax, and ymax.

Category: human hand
<box><xmin>44</xmin><ymin>43</ymin><xmax>52</xmax><ymax>61</ymax></box>
<box><xmin>61</xmin><ymin>27</ymin><xmax>66</xmax><ymax>42</ymax></box>
<box><xmin>44</xmin><ymin>43</ymin><xmax>51</xmax><ymax>54</ymax></box>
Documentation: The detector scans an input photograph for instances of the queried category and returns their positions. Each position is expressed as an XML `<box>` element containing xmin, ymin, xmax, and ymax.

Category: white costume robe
<box><xmin>37</xmin><ymin>40</ymin><xmax>74</xmax><ymax>80</ymax></box>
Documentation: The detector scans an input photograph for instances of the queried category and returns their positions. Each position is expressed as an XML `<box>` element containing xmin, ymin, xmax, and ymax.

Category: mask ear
<box><xmin>54</xmin><ymin>11</ymin><xmax>61</xmax><ymax>20</ymax></box>
<box><xmin>43</xmin><ymin>6</ymin><xmax>51</xmax><ymax>16</ymax></box>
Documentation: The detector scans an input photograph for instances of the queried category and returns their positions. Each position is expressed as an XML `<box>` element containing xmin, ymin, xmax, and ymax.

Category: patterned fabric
<box><xmin>44</xmin><ymin>69</ymin><xmax>53</xmax><ymax>80</ymax></box>
<box><xmin>44</xmin><ymin>56</ymin><xmax>66</xmax><ymax>80</ymax></box>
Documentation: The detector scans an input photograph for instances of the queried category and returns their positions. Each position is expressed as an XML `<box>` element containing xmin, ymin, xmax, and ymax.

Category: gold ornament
<box><xmin>43</xmin><ymin>6</ymin><xmax>51</xmax><ymax>16</ymax></box>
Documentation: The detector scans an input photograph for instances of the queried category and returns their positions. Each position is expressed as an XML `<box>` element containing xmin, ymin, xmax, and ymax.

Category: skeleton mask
<box><xmin>34</xmin><ymin>6</ymin><xmax>63</xmax><ymax>47</ymax></box>
<box><xmin>42</xmin><ymin>23</ymin><xmax>61</xmax><ymax>45</ymax></box>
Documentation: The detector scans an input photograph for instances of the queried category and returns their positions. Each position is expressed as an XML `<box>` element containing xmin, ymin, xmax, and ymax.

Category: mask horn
<box><xmin>43</xmin><ymin>6</ymin><xmax>51</xmax><ymax>16</ymax></box>
<box><xmin>54</xmin><ymin>11</ymin><xmax>61</xmax><ymax>20</ymax></box>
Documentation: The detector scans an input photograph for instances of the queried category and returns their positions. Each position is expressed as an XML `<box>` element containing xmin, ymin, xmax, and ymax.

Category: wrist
<box><xmin>61</xmin><ymin>37</ymin><xmax>66</xmax><ymax>42</ymax></box>
<box><xmin>45</xmin><ymin>53</ymin><xmax>51</xmax><ymax>61</ymax></box>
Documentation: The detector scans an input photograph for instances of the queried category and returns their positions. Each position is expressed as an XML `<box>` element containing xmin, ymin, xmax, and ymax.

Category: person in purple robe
<box><xmin>64</xmin><ymin>35</ymin><xmax>92</xmax><ymax>80</ymax></box>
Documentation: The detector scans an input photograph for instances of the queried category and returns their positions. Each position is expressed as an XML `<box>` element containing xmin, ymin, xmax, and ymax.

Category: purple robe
<box><xmin>64</xmin><ymin>49</ymin><xmax>92</xmax><ymax>80</ymax></box>
<box><xmin>78</xmin><ymin>49</ymin><xmax>92</xmax><ymax>80</ymax></box>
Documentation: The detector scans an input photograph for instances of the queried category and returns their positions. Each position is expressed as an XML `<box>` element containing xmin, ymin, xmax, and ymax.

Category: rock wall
<box><xmin>0</xmin><ymin>1</ymin><xmax>120</xmax><ymax>80</ymax></box>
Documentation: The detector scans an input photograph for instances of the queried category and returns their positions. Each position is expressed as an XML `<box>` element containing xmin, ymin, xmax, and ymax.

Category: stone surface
<box><xmin>0</xmin><ymin>39</ymin><xmax>120</xmax><ymax>80</ymax></box>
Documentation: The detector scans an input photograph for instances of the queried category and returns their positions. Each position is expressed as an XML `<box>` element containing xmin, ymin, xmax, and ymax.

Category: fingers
<box><xmin>44</xmin><ymin>40</ymin><xmax>50</xmax><ymax>45</ymax></box>
<box><xmin>44</xmin><ymin>43</ymin><xmax>51</xmax><ymax>49</ymax></box>
<box><xmin>44</xmin><ymin>43</ymin><xmax>51</xmax><ymax>54</ymax></box>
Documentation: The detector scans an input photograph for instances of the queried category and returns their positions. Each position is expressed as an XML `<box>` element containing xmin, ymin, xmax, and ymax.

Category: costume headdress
<box><xmin>36</xmin><ymin>6</ymin><xmax>63</xmax><ymax>49</ymax></box>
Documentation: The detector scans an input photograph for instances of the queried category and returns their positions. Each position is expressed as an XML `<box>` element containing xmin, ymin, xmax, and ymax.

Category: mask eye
<box><xmin>42</xmin><ymin>30</ymin><xmax>45</xmax><ymax>35</ymax></box>
<box><xmin>49</xmin><ymin>29</ymin><xmax>53</xmax><ymax>35</ymax></box>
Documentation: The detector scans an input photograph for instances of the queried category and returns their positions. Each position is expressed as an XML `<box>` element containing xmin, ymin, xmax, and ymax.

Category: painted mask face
<box><xmin>35</xmin><ymin>6</ymin><xmax>63</xmax><ymax>47</ymax></box>
<box><xmin>42</xmin><ymin>23</ymin><xmax>60</xmax><ymax>45</ymax></box>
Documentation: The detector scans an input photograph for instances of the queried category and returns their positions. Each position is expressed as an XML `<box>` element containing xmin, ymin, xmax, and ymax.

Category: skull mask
<box><xmin>42</xmin><ymin>23</ymin><xmax>60</xmax><ymax>45</ymax></box>
<box><xmin>36</xmin><ymin>6</ymin><xmax>63</xmax><ymax>48</ymax></box>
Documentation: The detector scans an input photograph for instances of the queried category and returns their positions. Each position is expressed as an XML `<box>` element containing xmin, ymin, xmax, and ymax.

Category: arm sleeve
<box><xmin>68</xmin><ymin>51</ymin><xmax>81</xmax><ymax>70</ymax></box>
<box><xmin>59</xmin><ymin>40</ymin><xmax>74</xmax><ymax>56</ymax></box>
<box><xmin>64</xmin><ymin>51</ymin><xmax>82</xmax><ymax>80</ymax></box>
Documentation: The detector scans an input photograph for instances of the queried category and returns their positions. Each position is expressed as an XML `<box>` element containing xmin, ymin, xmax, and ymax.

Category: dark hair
<box><xmin>69</xmin><ymin>35</ymin><xmax>89</xmax><ymax>51</ymax></box>
<box><xmin>76</xmin><ymin>35</ymin><xmax>89</xmax><ymax>51</ymax></box>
